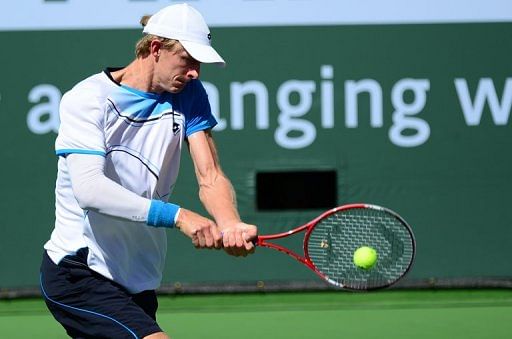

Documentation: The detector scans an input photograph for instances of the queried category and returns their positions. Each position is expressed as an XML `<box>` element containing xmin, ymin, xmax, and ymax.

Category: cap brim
<box><xmin>180</xmin><ymin>40</ymin><xmax>226</xmax><ymax>67</ymax></box>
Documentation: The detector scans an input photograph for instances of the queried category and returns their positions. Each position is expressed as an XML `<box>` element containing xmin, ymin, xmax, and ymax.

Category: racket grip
<box><xmin>252</xmin><ymin>237</ymin><xmax>261</xmax><ymax>246</ymax></box>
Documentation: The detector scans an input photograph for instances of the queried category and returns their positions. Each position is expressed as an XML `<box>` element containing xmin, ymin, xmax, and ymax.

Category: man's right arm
<box><xmin>66</xmin><ymin>153</ymin><xmax>221</xmax><ymax>248</ymax></box>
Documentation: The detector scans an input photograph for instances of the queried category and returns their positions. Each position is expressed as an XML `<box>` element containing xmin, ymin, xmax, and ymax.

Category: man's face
<box><xmin>154</xmin><ymin>45</ymin><xmax>201</xmax><ymax>93</ymax></box>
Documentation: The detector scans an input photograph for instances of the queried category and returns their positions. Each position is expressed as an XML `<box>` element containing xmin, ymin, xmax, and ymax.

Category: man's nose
<box><xmin>187</xmin><ymin>64</ymin><xmax>201</xmax><ymax>79</ymax></box>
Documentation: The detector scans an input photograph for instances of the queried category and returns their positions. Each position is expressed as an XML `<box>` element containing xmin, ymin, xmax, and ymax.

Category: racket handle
<box><xmin>252</xmin><ymin>237</ymin><xmax>260</xmax><ymax>246</ymax></box>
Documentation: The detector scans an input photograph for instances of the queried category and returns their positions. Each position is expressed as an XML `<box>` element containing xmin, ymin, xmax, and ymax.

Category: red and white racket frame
<box><xmin>255</xmin><ymin>203</ymin><xmax>416</xmax><ymax>288</ymax></box>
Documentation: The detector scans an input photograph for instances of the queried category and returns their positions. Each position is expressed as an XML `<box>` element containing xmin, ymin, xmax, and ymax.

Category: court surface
<box><xmin>0</xmin><ymin>289</ymin><xmax>511</xmax><ymax>338</ymax></box>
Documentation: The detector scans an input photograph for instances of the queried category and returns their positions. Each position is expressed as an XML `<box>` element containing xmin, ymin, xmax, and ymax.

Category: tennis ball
<box><xmin>353</xmin><ymin>246</ymin><xmax>378</xmax><ymax>269</ymax></box>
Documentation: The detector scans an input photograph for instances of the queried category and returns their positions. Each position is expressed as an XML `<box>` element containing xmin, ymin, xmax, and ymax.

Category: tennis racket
<box><xmin>256</xmin><ymin>203</ymin><xmax>416</xmax><ymax>291</ymax></box>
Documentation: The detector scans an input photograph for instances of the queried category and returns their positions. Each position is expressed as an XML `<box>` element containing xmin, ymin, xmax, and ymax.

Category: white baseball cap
<box><xmin>143</xmin><ymin>3</ymin><xmax>225</xmax><ymax>66</ymax></box>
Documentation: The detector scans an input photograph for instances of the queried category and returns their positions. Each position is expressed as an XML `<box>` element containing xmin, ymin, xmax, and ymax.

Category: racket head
<box><xmin>304</xmin><ymin>204</ymin><xmax>416</xmax><ymax>291</ymax></box>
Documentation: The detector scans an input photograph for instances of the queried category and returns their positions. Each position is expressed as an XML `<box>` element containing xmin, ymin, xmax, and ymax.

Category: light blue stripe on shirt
<box><xmin>56</xmin><ymin>149</ymin><xmax>106</xmax><ymax>157</ymax></box>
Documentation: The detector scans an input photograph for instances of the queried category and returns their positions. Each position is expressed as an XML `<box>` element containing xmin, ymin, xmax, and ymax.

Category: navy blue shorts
<box><xmin>40</xmin><ymin>249</ymin><xmax>163</xmax><ymax>338</ymax></box>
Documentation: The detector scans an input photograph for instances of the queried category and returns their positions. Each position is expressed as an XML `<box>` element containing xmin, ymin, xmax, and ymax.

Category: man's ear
<box><xmin>150</xmin><ymin>40</ymin><xmax>163</xmax><ymax>58</ymax></box>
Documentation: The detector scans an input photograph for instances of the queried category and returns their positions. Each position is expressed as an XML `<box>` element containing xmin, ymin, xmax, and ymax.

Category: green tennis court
<box><xmin>1</xmin><ymin>289</ymin><xmax>510</xmax><ymax>338</ymax></box>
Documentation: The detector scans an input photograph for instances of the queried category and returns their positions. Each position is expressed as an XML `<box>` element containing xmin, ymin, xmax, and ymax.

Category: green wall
<box><xmin>1</xmin><ymin>22</ymin><xmax>511</xmax><ymax>290</ymax></box>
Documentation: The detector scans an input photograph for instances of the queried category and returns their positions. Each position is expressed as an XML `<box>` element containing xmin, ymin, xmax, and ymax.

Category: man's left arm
<box><xmin>187</xmin><ymin>130</ymin><xmax>257</xmax><ymax>257</ymax></box>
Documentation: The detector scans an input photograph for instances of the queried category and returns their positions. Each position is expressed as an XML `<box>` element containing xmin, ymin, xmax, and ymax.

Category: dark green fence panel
<box><xmin>1</xmin><ymin>23</ymin><xmax>511</xmax><ymax>291</ymax></box>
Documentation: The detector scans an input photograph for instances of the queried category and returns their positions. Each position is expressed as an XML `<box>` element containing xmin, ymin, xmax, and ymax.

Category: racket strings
<box><xmin>307</xmin><ymin>208</ymin><xmax>414</xmax><ymax>290</ymax></box>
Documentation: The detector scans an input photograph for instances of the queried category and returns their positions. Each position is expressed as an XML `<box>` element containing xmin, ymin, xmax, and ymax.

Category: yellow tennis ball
<box><xmin>353</xmin><ymin>246</ymin><xmax>377</xmax><ymax>269</ymax></box>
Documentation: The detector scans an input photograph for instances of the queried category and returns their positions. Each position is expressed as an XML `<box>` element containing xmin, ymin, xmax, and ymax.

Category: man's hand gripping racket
<box><xmin>255</xmin><ymin>204</ymin><xmax>416</xmax><ymax>291</ymax></box>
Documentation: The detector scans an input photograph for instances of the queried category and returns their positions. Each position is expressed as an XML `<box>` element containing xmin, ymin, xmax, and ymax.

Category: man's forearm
<box><xmin>67</xmin><ymin>153</ymin><xmax>180</xmax><ymax>228</ymax></box>
<box><xmin>198</xmin><ymin>172</ymin><xmax>241</xmax><ymax>228</ymax></box>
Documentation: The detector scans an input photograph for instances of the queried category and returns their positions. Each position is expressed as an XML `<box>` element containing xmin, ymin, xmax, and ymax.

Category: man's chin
<box><xmin>169</xmin><ymin>83</ymin><xmax>186</xmax><ymax>93</ymax></box>
<box><xmin>168</xmin><ymin>86</ymin><xmax>183</xmax><ymax>94</ymax></box>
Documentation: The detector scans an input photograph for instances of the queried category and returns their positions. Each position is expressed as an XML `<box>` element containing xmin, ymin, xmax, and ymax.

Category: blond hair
<box><xmin>135</xmin><ymin>15</ymin><xmax>182</xmax><ymax>58</ymax></box>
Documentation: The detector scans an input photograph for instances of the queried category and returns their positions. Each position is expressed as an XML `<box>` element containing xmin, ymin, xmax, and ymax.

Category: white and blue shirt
<box><xmin>44</xmin><ymin>69</ymin><xmax>217</xmax><ymax>293</ymax></box>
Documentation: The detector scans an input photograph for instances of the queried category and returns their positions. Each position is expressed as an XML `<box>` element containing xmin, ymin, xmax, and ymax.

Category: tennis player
<box><xmin>40</xmin><ymin>4</ymin><xmax>257</xmax><ymax>338</ymax></box>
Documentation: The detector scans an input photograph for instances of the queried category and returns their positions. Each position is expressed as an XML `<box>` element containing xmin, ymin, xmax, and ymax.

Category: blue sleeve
<box><xmin>184</xmin><ymin>80</ymin><xmax>218</xmax><ymax>137</ymax></box>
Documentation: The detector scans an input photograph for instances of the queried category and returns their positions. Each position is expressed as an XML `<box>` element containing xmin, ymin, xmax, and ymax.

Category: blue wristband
<box><xmin>147</xmin><ymin>200</ymin><xmax>180</xmax><ymax>228</ymax></box>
